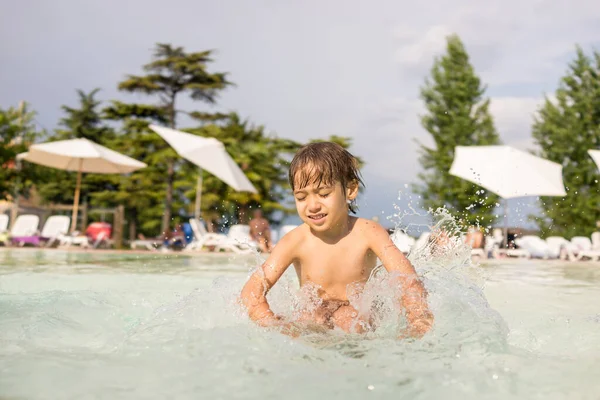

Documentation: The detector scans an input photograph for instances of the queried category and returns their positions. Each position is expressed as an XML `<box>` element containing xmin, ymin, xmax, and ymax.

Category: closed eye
<box><xmin>319</xmin><ymin>193</ymin><xmax>330</xmax><ymax>198</ymax></box>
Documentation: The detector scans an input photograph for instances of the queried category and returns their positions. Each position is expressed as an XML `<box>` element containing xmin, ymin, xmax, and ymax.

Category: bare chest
<box><xmin>293</xmin><ymin>238</ymin><xmax>377</xmax><ymax>299</ymax></box>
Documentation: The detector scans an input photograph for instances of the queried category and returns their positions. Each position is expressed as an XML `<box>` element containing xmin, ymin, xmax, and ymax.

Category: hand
<box><xmin>399</xmin><ymin>312</ymin><xmax>433</xmax><ymax>339</ymax></box>
<box><xmin>407</xmin><ymin>318</ymin><xmax>433</xmax><ymax>338</ymax></box>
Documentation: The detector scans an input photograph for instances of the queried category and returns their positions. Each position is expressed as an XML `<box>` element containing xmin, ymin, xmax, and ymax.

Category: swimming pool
<box><xmin>1</xmin><ymin>248</ymin><xmax>599</xmax><ymax>399</ymax></box>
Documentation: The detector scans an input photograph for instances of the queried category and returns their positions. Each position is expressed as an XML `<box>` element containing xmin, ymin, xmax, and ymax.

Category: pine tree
<box><xmin>117</xmin><ymin>43</ymin><xmax>231</xmax><ymax>235</ymax></box>
<box><xmin>414</xmin><ymin>34</ymin><xmax>501</xmax><ymax>229</ymax></box>
<box><xmin>532</xmin><ymin>47</ymin><xmax>600</xmax><ymax>238</ymax></box>
<box><xmin>54</xmin><ymin>89</ymin><xmax>113</xmax><ymax>142</ymax></box>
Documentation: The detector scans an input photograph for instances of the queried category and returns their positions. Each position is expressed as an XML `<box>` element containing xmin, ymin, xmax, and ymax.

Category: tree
<box><xmin>532</xmin><ymin>47</ymin><xmax>600</xmax><ymax>238</ymax></box>
<box><xmin>183</xmin><ymin>113</ymin><xmax>300</xmax><ymax>227</ymax></box>
<box><xmin>180</xmin><ymin>119</ymin><xmax>363</xmax><ymax>228</ymax></box>
<box><xmin>54</xmin><ymin>89</ymin><xmax>114</xmax><ymax>141</ymax></box>
<box><xmin>35</xmin><ymin>89</ymin><xmax>118</xmax><ymax>209</ymax></box>
<box><xmin>414</xmin><ymin>34</ymin><xmax>501</xmax><ymax>229</ymax></box>
<box><xmin>0</xmin><ymin>102</ymin><xmax>44</xmax><ymax>201</ymax></box>
<box><xmin>117</xmin><ymin>43</ymin><xmax>231</xmax><ymax>235</ymax></box>
<box><xmin>99</xmin><ymin>101</ymin><xmax>171</xmax><ymax>238</ymax></box>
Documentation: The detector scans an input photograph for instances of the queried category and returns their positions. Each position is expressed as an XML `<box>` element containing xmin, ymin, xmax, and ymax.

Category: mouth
<box><xmin>307</xmin><ymin>213</ymin><xmax>327</xmax><ymax>223</ymax></box>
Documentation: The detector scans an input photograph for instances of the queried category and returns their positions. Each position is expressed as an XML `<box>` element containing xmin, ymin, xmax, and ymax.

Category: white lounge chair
<box><xmin>591</xmin><ymin>232</ymin><xmax>600</xmax><ymax>249</ymax></box>
<box><xmin>39</xmin><ymin>215</ymin><xmax>71</xmax><ymax>247</ymax></box>
<box><xmin>514</xmin><ymin>235</ymin><xmax>551</xmax><ymax>259</ymax></box>
<box><xmin>493</xmin><ymin>247</ymin><xmax>531</xmax><ymax>259</ymax></box>
<box><xmin>214</xmin><ymin>224</ymin><xmax>257</xmax><ymax>254</ymax></box>
<box><xmin>545</xmin><ymin>236</ymin><xmax>574</xmax><ymax>259</ymax></box>
<box><xmin>58</xmin><ymin>231</ymin><xmax>91</xmax><ymax>248</ymax></box>
<box><xmin>184</xmin><ymin>218</ymin><xmax>228</xmax><ymax>251</ymax></box>
<box><xmin>571</xmin><ymin>236</ymin><xmax>600</xmax><ymax>261</ymax></box>
<box><xmin>9</xmin><ymin>215</ymin><xmax>40</xmax><ymax>246</ymax></box>
<box><xmin>130</xmin><ymin>238</ymin><xmax>162</xmax><ymax>250</ymax></box>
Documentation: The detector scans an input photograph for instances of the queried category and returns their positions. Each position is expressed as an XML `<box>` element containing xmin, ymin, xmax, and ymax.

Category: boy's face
<box><xmin>293</xmin><ymin>178</ymin><xmax>358</xmax><ymax>233</ymax></box>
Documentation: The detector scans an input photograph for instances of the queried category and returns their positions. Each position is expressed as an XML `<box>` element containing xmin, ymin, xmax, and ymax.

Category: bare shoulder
<box><xmin>273</xmin><ymin>224</ymin><xmax>308</xmax><ymax>251</ymax></box>
<box><xmin>352</xmin><ymin>217</ymin><xmax>391</xmax><ymax>237</ymax></box>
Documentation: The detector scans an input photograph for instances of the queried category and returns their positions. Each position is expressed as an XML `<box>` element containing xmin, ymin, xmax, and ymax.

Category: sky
<box><xmin>2</xmin><ymin>0</ymin><xmax>600</xmax><ymax>231</ymax></box>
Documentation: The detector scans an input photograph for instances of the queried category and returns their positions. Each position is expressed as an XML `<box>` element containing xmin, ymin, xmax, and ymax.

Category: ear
<box><xmin>346</xmin><ymin>180</ymin><xmax>359</xmax><ymax>201</ymax></box>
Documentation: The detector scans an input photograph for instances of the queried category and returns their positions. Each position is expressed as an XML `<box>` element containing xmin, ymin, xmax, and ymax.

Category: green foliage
<box><xmin>117</xmin><ymin>43</ymin><xmax>232</xmax><ymax>234</ymax></box>
<box><xmin>34</xmin><ymin>89</ymin><xmax>118</xmax><ymax>212</ymax></box>
<box><xmin>183</xmin><ymin>113</ymin><xmax>300</xmax><ymax>225</ymax></box>
<box><xmin>100</xmin><ymin>100</ymin><xmax>174</xmax><ymax>235</ymax></box>
<box><xmin>54</xmin><ymin>89</ymin><xmax>114</xmax><ymax>141</ymax></box>
<box><xmin>532</xmin><ymin>47</ymin><xmax>600</xmax><ymax>238</ymax></box>
<box><xmin>414</xmin><ymin>34</ymin><xmax>501</xmax><ymax>229</ymax></box>
<box><xmin>0</xmin><ymin>102</ymin><xmax>45</xmax><ymax>201</ymax></box>
<box><xmin>8</xmin><ymin>42</ymin><xmax>364</xmax><ymax>240</ymax></box>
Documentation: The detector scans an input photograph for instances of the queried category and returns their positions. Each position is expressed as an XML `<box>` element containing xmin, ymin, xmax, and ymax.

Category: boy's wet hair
<box><xmin>289</xmin><ymin>142</ymin><xmax>364</xmax><ymax>213</ymax></box>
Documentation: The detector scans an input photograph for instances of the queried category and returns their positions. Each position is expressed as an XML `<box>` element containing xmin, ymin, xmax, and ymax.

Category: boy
<box><xmin>240</xmin><ymin>142</ymin><xmax>433</xmax><ymax>337</ymax></box>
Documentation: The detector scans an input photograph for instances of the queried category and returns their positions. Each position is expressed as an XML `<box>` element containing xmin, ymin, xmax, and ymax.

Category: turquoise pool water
<box><xmin>0</xmin><ymin>249</ymin><xmax>599</xmax><ymax>399</ymax></box>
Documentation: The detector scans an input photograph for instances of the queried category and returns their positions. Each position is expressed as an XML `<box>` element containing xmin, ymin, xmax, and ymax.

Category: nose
<box><xmin>307</xmin><ymin>196</ymin><xmax>321</xmax><ymax>213</ymax></box>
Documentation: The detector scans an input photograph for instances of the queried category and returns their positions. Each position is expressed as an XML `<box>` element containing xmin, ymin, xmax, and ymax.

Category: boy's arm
<box><xmin>363</xmin><ymin>221</ymin><xmax>434</xmax><ymax>337</ymax></box>
<box><xmin>240</xmin><ymin>231</ymin><xmax>297</xmax><ymax>327</ymax></box>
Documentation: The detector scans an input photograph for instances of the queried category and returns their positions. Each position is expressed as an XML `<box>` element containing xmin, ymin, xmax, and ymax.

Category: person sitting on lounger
<box><xmin>249</xmin><ymin>210</ymin><xmax>273</xmax><ymax>253</ymax></box>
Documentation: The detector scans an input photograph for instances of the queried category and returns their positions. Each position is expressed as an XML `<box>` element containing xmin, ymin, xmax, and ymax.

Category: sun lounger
<box><xmin>214</xmin><ymin>224</ymin><xmax>257</xmax><ymax>254</ymax></box>
<box><xmin>184</xmin><ymin>218</ymin><xmax>229</xmax><ymax>251</ymax></box>
<box><xmin>546</xmin><ymin>235</ymin><xmax>600</xmax><ymax>261</ymax></box>
<box><xmin>545</xmin><ymin>236</ymin><xmax>574</xmax><ymax>259</ymax></box>
<box><xmin>10</xmin><ymin>215</ymin><xmax>40</xmax><ymax>246</ymax></box>
<box><xmin>131</xmin><ymin>230</ymin><xmax>190</xmax><ymax>251</ymax></box>
<box><xmin>493</xmin><ymin>248</ymin><xmax>531</xmax><ymax>259</ymax></box>
<box><xmin>37</xmin><ymin>215</ymin><xmax>71</xmax><ymax>247</ymax></box>
<box><xmin>514</xmin><ymin>235</ymin><xmax>551</xmax><ymax>259</ymax></box>
<box><xmin>570</xmin><ymin>236</ymin><xmax>600</xmax><ymax>261</ymax></box>
<box><xmin>130</xmin><ymin>236</ymin><xmax>163</xmax><ymax>250</ymax></box>
<box><xmin>591</xmin><ymin>232</ymin><xmax>600</xmax><ymax>249</ymax></box>
<box><xmin>58</xmin><ymin>231</ymin><xmax>91</xmax><ymax>248</ymax></box>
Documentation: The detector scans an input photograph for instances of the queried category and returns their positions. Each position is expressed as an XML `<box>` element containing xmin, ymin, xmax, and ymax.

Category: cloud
<box><xmin>1</xmin><ymin>0</ymin><xmax>600</xmax><ymax>222</ymax></box>
<box><xmin>391</xmin><ymin>0</ymin><xmax>600</xmax><ymax>88</ymax></box>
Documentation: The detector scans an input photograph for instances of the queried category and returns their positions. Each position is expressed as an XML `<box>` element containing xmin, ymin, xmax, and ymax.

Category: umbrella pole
<box><xmin>194</xmin><ymin>167</ymin><xmax>203</xmax><ymax>220</ymax></box>
<box><xmin>503</xmin><ymin>198</ymin><xmax>508</xmax><ymax>248</ymax></box>
<box><xmin>71</xmin><ymin>159</ymin><xmax>83</xmax><ymax>233</ymax></box>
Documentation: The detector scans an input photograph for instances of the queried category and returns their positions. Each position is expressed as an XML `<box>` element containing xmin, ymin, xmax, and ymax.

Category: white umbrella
<box><xmin>588</xmin><ymin>149</ymin><xmax>600</xmax><ymax>169</ymax></box>
<box><xmin>449</xmin><ymin>145</ymin><xmax>567</xmax><ymax>245</ymax></box>
<box><xmin>149</xmin><ymin>125</ymin><xmax>257</xmax><ymax>219</ymax></box>
<box><xmin>18</xmin><ymin>138</ymin><xmax>147</xmax><ymax>232</ymax></box>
